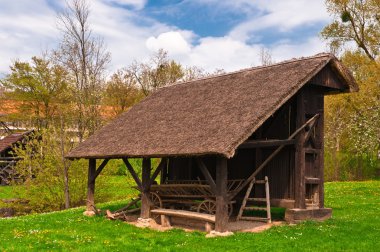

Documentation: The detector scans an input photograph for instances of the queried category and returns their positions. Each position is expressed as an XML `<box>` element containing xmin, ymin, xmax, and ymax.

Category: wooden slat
<box><xmin>153</xmin><ymin>194</ymin><xmax>211</xmax><ymax>199</ymax></box>
<box><xmin>151</xmin><ymin>209</ymin><xmax>216</xmax><ymax>223</ymax></box>
<box><xmin>244</xmin><ymin>206</ymin><xmax>267</xmax><ymax>211</ymax></box>
<box><xmin>305</xmin><ymin>148</ymin><xmax>319</xmax><ymax>154</ymax></box>
<box><xmin>247</xmin><ymin>198</ymin><xmax>266</xmax><ymax>202</ymax></box>
<box><xmin>237</xmin><ymin>178</ymin><xmax>255</xmax><ymax>220</ymax></box>
<box><xmin>239</xmin><ymin>216</ymin><xmax>269</xmax><ymax>222</ymax></box>
<box><xmin>305</xmin><ymin>177</ymin><xmax>320</xmax><ymax>184</ymax></box>
<box><xmin>229</xmin><ymin>114</ymin><xmax>320</xmax><ymax>201</ymax></box>
<box><xmin>265</xmin><ymin>176</ymin><xmax>272</xmax><ymax>223</ymax></box>
<box><xmin>239</xmin><ymin>139</ymin><xmax>296</xmax><ymax>149</ymax></box>
<box><xmin>255</xmin><ymin>180</ymin><xmax>266</xmax><ymax>184</ymax></box>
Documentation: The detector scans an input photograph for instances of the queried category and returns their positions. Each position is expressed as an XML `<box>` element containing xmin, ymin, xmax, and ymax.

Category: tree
<box><xmin>129</xmin><ymin>49</ymin><xmax>184</xmax><ymax>96</ymax></box>
<box><xmin>1</xmin><ymin>56</ymin><xmax>69</xmax><ymax>129</ymax></box>
<box><xmin>322</xmin><ymin>0</ymin><xmax>380</xmax><ymax>180</ymax></box>
<box><xmin>321</xmin><ymin>0</ymin><xmax>380</xmax><ymax>60</ymax></box>
<box><xmin>55</xmin><ymin>0</ymin><xmax>111</xmax><ymax>142</ymax></box>
<box><xmin>104</xmin><ymin>69</ymin><xmax>143</xmax><ymax>116</ymax></box>
<box><xmin>259</xmin><ymin>47</ymin><xmax>275</xmax><ymax>66</ymax></box>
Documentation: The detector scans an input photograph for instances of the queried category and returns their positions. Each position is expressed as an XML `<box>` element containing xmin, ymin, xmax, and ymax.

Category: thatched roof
<box><xmin>67</xmin><ymin>53</ymin><xmax>357</xmax><ymax>159</ymax></box>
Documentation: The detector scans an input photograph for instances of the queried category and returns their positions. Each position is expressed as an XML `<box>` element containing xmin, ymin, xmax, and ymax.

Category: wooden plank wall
<box><xmin>164</xmin><ymin>84</ymin><xmax>327</xmax><ymax>208</ymax></box>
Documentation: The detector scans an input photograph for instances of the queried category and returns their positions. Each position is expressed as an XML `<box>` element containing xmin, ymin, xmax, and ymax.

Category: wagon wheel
<box><xmin>149</xmin><ymin>192</ymin><xmax>162</xmax><ymax>209</ymax></box>
<box><xmin>197</xmin><ymin>200</ymin><xmax>233</xmax><ymax>216</ymax></box>
<box><xmin>197</xmin><ymin>200</ymin><xmax>216</xmax><ymax>215</ymax></box>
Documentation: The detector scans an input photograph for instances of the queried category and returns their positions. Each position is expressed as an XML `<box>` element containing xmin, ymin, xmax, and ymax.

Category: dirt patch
<box><xmin>108</xmin><ymin>214</ymin><xmax>283</xmax><ymax>234</ymax></box>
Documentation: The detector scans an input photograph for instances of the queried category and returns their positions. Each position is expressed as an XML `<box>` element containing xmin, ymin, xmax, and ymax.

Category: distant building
<box><xmin>0</xmin><ymin>130</ymin><xmax>33</xmax><ymax>185</ymax></box>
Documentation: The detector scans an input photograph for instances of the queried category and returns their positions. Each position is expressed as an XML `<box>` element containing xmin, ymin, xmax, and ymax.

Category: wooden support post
<box><xmin>86</xmin><ymin>159</ymin><xmax>96</xmax><ymax>212</ymax></box>
<box><xmin>205</xmin><ymin>222</ymin><xmax>213</xmax><ymax>233</ymax></box>
<box><xmin>317</xmin><ymin>108</ymin><xmax>325</xmax><ymax>208</ymax></box>
<box><xmin>140</xmin><ymin>158</ymin><xmax>151</xmax><ymax>219</ymax></box>
<box><xmin>215</xmin><ymin>157</ymin><xmax>228</xmax><ymax>232</ymax></box>
<box><xmin>295</xmin><ymin>92</ymin><xmax>306</xmax><ymax>209</ymax></box>
<box><xmin>161</xmin><ymin>215</ymin><xmax>171</xmax><ymax>227</ymax></box>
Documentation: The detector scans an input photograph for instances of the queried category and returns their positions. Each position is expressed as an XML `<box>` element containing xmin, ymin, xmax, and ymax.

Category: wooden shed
<box><xmin>0</xmin><ymin>130</ymin><xmax>33</xmax><ymax>185</ymax></box>
<box><xmin>67</xmin><ymin>53</ymin><xmax>358</xmax><ymax>232</ymax></box>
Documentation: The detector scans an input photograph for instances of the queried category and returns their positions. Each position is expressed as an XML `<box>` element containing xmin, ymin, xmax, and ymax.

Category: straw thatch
<box><xmin>66</xmin><ymin>53</ymin><xmax>357</xmax><ymax>159</ymax></box>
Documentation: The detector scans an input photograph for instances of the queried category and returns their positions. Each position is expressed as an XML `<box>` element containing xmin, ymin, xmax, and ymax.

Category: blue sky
<box><xmin>0</xmin><ymin>0</ymin><xmax>331</xmax><ymax>74</ymax></box>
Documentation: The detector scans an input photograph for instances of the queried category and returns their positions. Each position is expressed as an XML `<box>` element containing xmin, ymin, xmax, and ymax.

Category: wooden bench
<box><xmin>150</xmin><ymin>209</ymin><xmax>215</xmax><ymax>232</ymax></box>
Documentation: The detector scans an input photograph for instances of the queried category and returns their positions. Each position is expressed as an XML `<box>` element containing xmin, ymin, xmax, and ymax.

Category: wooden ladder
<box><xmin>237</xmin><ymin>176</ymin><xmax>271</xmax><ymax>223</ymax></box>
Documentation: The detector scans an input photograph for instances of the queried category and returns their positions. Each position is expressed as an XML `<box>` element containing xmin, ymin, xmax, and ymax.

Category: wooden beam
<box><xmin>215</xmin><ymin>157</ymin><xmax>228</xmax><ymax>232</ymax></box>
<box><xmin>229</xmin><ymin>114</ymin><xmax>320</xmax><ymax>201</ymax></box>
<box><xmin>195</xmin><ymin>158</ymin><xmax>217</xmax><ymax>195</ymax></box>
<box><xmin>303</xmin><ymin>118</ymin><xmax>318</xmax><ymax>147</ymax></box>
<box><xmin>317</xmin><ymin>109</ymin><xmax>325</xmax><ymax>208</ymax></box>
<box><xmin>93</xmin><ymin>159</ymin><xmax>109</xmax><ymax>182</ymax></box>
<box><xmin>147</xmin><ymin>158</ymin><xmax>167</xmax><ymax>188</ymax></box>
<box><xmin>0</xmin><ymin>157</ymin><xmax>22</xmax><ymax>161</ymax></box>
<box><xmin>86</xmin><ymin>159</ymin><xmax>96</xmax><ymax>212</ymax></box>
<box><xmin>122</xmin><ymin>158</ymin><xmax>143</xmax><ymax>190</ymax></box>
<box><xmin>140</xmin><ymin>158</ymin><xmax>151</xmax><ymax>218</ymax></box>
<box><xmin>239</xmin><ymin>139</ymin><xmax>296</xmax><ymax>149</ymax></box>
<box><xmin>295</xmin><ymin>91</ymin><xmax>306</xmax><ymax>209</ymax></box>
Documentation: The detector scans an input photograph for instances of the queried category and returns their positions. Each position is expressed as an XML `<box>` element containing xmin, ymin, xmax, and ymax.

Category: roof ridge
<box><xmin>163</xmin><ymin>52</ymin><xmax>333</xmax><ymax>89</ymax></box>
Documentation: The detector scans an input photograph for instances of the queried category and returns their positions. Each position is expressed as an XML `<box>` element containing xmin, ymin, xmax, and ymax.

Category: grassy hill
<box><xmin>0</xmin><ymin>180</ymin><xmax>379</xmax><ymax>251</ymax></box>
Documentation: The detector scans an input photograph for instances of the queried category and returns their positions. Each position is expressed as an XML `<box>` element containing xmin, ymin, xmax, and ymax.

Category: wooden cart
<box><xmin>147</xmin><ymin>179</ymin><xmax>244</xmax><ymax>215</ymax></box>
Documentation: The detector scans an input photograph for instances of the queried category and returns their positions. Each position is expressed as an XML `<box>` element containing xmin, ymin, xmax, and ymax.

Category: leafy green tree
<box><xmin>104</xmin><ymin>69</ymin><xmax>143</xmax><ymax>116</ymax></box>
<box><xmin>321</xmin><ymin>0</ymin><xmax>380</xmax><ymax>60</ymax></box>
<box><xmin>129</xmin><ymin>49</ymin><xmax>184</xmax><ymax>96</ymax></box>
<box><xmin>1</xmin><ymin>56</ymin><xmax>70</xmax><ymax>129</ymax></box>
<box><xmin>322</xmin><ymin>0</ymin><xmax>380</xmax><ymax>180</ymax></box>
<box><xmin>11</xmin><ymin>130</ymin><xmax>83</xmax><ymax>212</ymax></box>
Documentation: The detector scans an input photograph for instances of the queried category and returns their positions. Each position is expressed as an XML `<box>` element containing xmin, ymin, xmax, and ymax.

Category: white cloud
<box><xmin>0</xmin><ymin>0</ymin><xmax>58</xmax><ymax>73</ymax></box>
<box><xmin>229</xmin><ymin>0</ymin><xmax>330</xmax><ymax>41</ymax></box>
<box><xmin>185</xmin><ymin>37</ymin><xmax>261</xmax><ymax>71</ymax></box>
<box><xmin>191</xmin><ymin>0</ymin><xmax>330</xmax><ymax>42</ymax></box>
<box><xmin>102</xmin><ymin>0</ymin><xmax>147</xmax><ymax>10</ymax></box>
<box><xmin>147</xmin><ymin>34</ymin><xmax>327</xmax><ymax>73</ymax></box>
<box><xmin>0</xmin><ymin>0</ymin><xmax>331</xmax><ymax>77</ymax></box>
<box><xmin>146</xmin><ymin>31</ymin><xmax>192</xmax><ymax>56</ymax></box>
<box><xmin>271</xmin><ymin>37</ymin><xmax>328</xmax><ymax>61</ymax></box>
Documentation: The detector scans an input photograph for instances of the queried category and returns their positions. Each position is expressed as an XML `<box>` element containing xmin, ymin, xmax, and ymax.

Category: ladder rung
<box><xmin>305</xmin><ymin>177</ymin><xmax>320</xmax><ymax>184</ymax></box>
<box><xmin>239</xmin><ymin>216</ymin><xmax>269</xmax><ymax>221</ymax></box>
<box><xmin>244</xmin><ymin>206</ymin><xmax>267</xmax><ymax>211</ymax></box>
<box><xmin>247</xmin><ymin>198</ymin><xmax>266</xmax><ymax>202</ymax></box>
<box><xmin>255</xmin><ymin>180</ymin><xmax>266</xmax><ymax>184</ymax></box>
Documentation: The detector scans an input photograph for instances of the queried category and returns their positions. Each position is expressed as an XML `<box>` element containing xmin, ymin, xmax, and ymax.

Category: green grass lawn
<box><xmin>1</xmin><ymin>180</ymin><xmax>379</xmax><ymax>251</ymax></box>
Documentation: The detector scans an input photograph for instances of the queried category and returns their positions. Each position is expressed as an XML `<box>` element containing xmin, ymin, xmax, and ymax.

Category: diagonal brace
<box><xmin>196</xmin><ymin>158</ymin><xmax>217</xmax><ymax>195</ymax></box>
<box><xmin>123</xmin><ymin>158</ymin><xmax>143</xmax><ymax>190</ymax></box>
<box><xmin>229</xmin><ymin>114</ymin><xmax>320</xmax><ymax>201</ymax></box>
